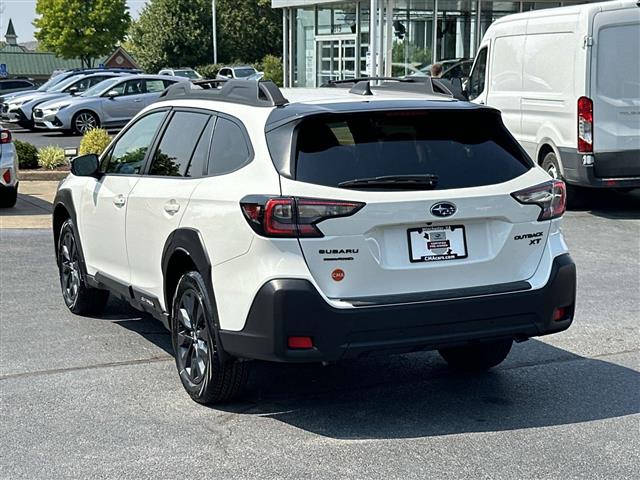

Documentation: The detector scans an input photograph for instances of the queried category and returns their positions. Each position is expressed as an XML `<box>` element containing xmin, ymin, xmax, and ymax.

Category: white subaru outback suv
<box><xmin>53</xmin><ymin>78</ymin><xmax>576</xmax><ymax>404</ymax></box>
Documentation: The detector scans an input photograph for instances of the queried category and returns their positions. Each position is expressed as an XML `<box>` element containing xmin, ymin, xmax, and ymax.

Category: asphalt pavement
<box><xmin>2</xmin><ymin>123</ymin><xmax>119</xmax><ymax>150</ymax></box>
<box><xmin>0</xmin><ymin>190</ymin><xmax>639</xmax><ymax>479</ymax></box>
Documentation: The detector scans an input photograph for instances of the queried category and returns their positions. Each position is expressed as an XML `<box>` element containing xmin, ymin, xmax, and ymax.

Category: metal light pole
<box><xmin>212</xmin><ymin>0</ymin><xmax>218</xmax><ymax>64</ymax></box>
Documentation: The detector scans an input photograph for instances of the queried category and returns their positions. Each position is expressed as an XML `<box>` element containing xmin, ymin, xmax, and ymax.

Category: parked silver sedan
<box><xmin>33</xmin><ymin>75</ymin><xmax>187</xmax><ymax>134</ymax></box>
<box><xmin>1</xmin><ymin>72</ymin><xmax>126</xmax><ymax>129</ymax></box>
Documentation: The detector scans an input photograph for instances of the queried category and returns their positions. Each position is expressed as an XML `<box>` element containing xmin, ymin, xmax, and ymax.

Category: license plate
<box><xmin>407</xmin><ymin>225</ymin><xmax>468</xmax><ymax>262</ymax></box>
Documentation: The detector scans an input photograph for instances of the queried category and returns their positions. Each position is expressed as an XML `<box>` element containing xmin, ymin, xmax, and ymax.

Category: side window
<box><xmin>123</xmin><ymin>78</ymin><xmax>144</xmax><ymax>96</ymax></box>
<box><xmin>162</xmin><ymin>80</ymin><xmax>177</xmax><ymax>88</ymax></box>
<box><xmin>187</xmin><ymin>119</ymin><xmax>214</xmax><ymax>177</ymax></box>
<box><xmin>468</xmin><ymin>47</ymin><xmax>488</xmax><ymax>101</ymax></box>
<box><xmin>145</xmin><ymin>79</ymin><xmax>166</xmax><ymax>93</ymax></box>
<box><xmin>149</xmin><ymin>112</ymin><xmax>210</xmax><ymax>177</ymax></box>
<box><xmin>107</xmin><ymin>81</ymin><xmax>126</xmax><ymax>96</ymax></box>
<box><xmin>102</xmin><ymin>111</ymin><xmax>166</xmax><ymax>174</ymax></box>
<box><xmin>208</xmin><ymin>117</ymin><xmax>251</xmax><ymax>176</ymax></box>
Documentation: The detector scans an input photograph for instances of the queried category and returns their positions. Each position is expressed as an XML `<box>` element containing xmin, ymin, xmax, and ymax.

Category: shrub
<box><xmin>14</xmin><ymin>140</ymin><xmax>39</xmax><ymax>169</ymax></box>
<box><xmin>38</xmin><ymin>146</ymin><xmax>67</xmax><ymax>170</ymax></box>
<box><xmin>196</xmin><ymin>63</ymin><xmax>224</xmax><ymax>79</ymax></box>
<box><xmin>259</xmin><ymin>54</ymin><xmax>283</xmax><ymax>87</ymax></box>
<box><xmin>79</xmin><ymin>128</ymin><xmax>112</xmax><ymax>156</ymax></box>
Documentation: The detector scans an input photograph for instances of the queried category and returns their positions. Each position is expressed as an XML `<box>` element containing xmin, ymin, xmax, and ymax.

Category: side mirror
<box><xmin>106</xmin><ymin>90</ymin><xmax>119</xmax><ymax>99</ymax></box>
<box><xmin>71</xmin><ymin>154</ymin><xmax>100</xmax><ymax>177</ymax></box>
<box><xmin>67</xmin><ymin>87</ymin><xmax>78</xmax><ymax>95</ymax></box>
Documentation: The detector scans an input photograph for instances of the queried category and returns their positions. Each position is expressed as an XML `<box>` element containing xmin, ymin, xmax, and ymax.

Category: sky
<box><xmin>0</xmin><ymin>0</ymin><xmax>149</xmax><ymax>43</ymax></box>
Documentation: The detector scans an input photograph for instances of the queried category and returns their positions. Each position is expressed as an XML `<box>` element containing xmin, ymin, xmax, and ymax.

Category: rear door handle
<box><xmin>113</xmin><ymin>194</ymin><xmax>126</xmax><ymax>207</ymax></box>
<box><xmin>134</xmin><ymin>99</ymin><xmax>143</xmax><ymax>103</ymax></box>
<box><xmin>164</xmin><ymin>200</ymin><xmax>180</xmax><ymax>215</ymax></box>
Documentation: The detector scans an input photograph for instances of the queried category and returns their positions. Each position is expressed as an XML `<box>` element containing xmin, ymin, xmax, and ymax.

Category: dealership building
<box><xmin>273</xmin><ymin>0</ymin><xmax>598</xmax><ymax>87</ymax></box>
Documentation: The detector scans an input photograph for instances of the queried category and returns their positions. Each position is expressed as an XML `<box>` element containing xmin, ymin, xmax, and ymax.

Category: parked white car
<box><xmin>216</xmin><ymin>66</ymin><xmax>258</xmax><ymax>80</ymax></box>
<box><xmin>33</xmin><ymin>75</ymin><xmax>187</xmax><ymax>134</ymax></box>
<box><xmin>158</xmin><ymin>68</ymin><xmax>202</xmax><ymax>80</ymax></box>
<box><xmin>53</xmin><ymin>78</ymin><xmax>576</xmax><ymax>404</ymax></box>
<box><xmin>467</xmin><ymin>0</ymin><xmax>640</xmax><ymax>199</ymax></box>
<box><xmin>0</xmin><ymin>128</ymin><xmax>18</xmax><ymax>208</ymax></box>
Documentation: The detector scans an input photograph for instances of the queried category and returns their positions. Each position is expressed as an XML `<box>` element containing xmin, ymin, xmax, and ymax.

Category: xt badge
<box><xmin>514</xmin><ymin>231</ymin><xmax>544</xmax><ymax>245</ymax></box>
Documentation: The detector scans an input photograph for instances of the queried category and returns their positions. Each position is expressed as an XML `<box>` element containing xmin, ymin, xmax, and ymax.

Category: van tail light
<box><xmin>511</xmin><ymin>180</ymin><xmax>566</xmax><ymax>221</ymax></box>
<box><xmin>240</xmin><ymin>196</ymin><xmax>365</xmax><ymax>238</ymax></box>
<box><xmin>0</xmin><ymin>129</ymin><xmax>11</xmax><ymax>144</ymax></box>
<box><xmin>577</xmin><ymin>96</ymin><xmax>593</xmax><ymax>153</ymax></box>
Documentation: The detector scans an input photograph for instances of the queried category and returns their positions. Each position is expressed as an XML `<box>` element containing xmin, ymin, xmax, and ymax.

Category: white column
<box><xmin>432</xmin><ymin>0</ymin><xmax>439</xmax><ymax>64</ymax></box>
<box><xmin>288</xmin><ymin>7</ymin><xmax>294</xmax><ymax>87</ymax></box>
<box><xmin>385</xmin><ymin>0</ymin><xmax>395</xmax><ymax>77</ymax></box>
<box><xmin>369</xmin><ymin>0</ymin><xmax>378</xmax><ymax>77</ymax></box>
<box><xmin>282</xmin><ymin>8</ymin><xmax>289</xmax><ymax>87</ymax></box>
<box><xmin>212</xmin><ymin>0</ymin><xmax>217</xmax><ymax>64</ymax></box>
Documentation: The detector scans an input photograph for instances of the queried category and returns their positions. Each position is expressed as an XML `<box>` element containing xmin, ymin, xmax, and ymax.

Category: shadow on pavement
<box><xmin>0</xmin><ymin>193</ymin><xmax>53</xmax><ymax>217</ymax></box>
<box><xmin>214</xmin><ymin>342</ymin><xmax>639</xmax><ymax>439</ymax></box>
<box><xmin>574</xmin><ymin>188</ymin><xmax>640</xmax><ymax>220</ymax></box>
<box><xmin>100</xmin><ymin>289</ymin><xmax>639</xmax><ymax>440</ymax></box>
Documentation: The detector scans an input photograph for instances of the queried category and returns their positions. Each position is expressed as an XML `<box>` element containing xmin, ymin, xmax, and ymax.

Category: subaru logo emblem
<box><xmin>430</xmin><ymin>202</ymin><xmax>457</xmax><ymax>217</ymax></box>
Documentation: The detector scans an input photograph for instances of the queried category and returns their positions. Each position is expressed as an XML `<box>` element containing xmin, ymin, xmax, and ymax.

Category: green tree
<box><xmin>216</xmin><ymin>0</ymin><xmax>282</xmax><ymax>64</ymax></box>
<box><xmin>34</xmin><ymin>0</ymin><xmax>131</xmax><ymax>69</ymax></box>
<box><xmin>128</xmin><ymin>0</ymin><xmax>213</xmax><ymax>73</ymax></box>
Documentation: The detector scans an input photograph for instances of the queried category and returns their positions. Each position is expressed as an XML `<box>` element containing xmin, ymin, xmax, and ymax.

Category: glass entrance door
<box><xmin>316</xmin><ymin>36</ymin><xmax>357</xmax><ymax>86</ymax></box>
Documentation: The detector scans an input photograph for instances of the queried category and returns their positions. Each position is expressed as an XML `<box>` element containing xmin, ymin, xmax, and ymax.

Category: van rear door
<box><xmin>590</xmin><ymin>6</ymin><xmax>640</xmax><ymax>178</ymax></box>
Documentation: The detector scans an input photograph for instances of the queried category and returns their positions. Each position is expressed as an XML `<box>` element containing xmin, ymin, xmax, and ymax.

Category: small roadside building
<box><xmin>0</xmin><ymin>19</ymin><xmax>140</xmax><ymax>83</ymax></box>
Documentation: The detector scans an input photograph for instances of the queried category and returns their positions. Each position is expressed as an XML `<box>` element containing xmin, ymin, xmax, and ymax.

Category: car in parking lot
<box><xmin>33</xmin><ymin>75</ymin><xmax>187</xmax><ymax>134</ymax></box>
<box><xmin>216</xmin><ymin>65</ymin><xmax>259</xmax><ymax>80</ymax></box>
<box><xmin>0</xmin><ymin>128</ymin><xmax>18</xmax><ymax>208</ymax></box>
<box><xmin>1</xmin><ymin>72</ymin><xmax>126</xmax><ymax>129</ymax></box>
<box><xmin>52</xmin><ymin>77</ymin><xmax>576</xmax><ymax>404</ymax></box>
<box><xmin>0</xmin><ymin>78</ymin><xmax>36</xmax><ymax>96</ymax></box>
<box><xmin>158</xmin><ymin>68</ymin><xmax>202</xmax><ymax>80</ymax></box>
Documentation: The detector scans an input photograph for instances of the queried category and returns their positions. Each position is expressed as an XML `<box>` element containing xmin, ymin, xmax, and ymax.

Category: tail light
<box><xmin>0</xmin><ymin>129</ymin><xmax>11</xmax><ymax>144</ymax></box>
<box><xmin>512</xmin><ymin>180</ymin><xmax>566</xmax><ymax>221</ymax></box>
<box><xmin>240</xmin><ymin>196</ymin><xmax>365</xmax><ymax>238</ymax></box>
<box><xmin>577</xmin><ymin>96</ymin><xmax>593</xmax><ymax>153</ymax></box>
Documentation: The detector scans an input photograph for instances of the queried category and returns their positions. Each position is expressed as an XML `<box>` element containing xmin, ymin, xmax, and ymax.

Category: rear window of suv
<box><xmin>290</xmin><ymin>109</ymin><xmax>531</xmax><ymax>190</ymax></box>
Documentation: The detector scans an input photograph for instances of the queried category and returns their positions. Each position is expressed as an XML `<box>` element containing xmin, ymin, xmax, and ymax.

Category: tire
<box><xmin>541</xmin><ymin>152</ymin><xmax>589</xmax><ymax>209</ymax></box>
<box><xmin>17</xmin><ymin>120</ymin><xmax>34</xmax><ymax>130</ymax></box>
<box><xmin>57</xmin><ymin>218</ymin><xmax>109</xmax><ymax>315</ymax></box>
<box><xmin>439</xmin><ymin>339</ymin><xmax>513</xmax><ymax>372</ymax></box>
<box><xmin>0</xmin><ymin>186</ymin><xmax>18</xmax><ymax>208</ymax></box>
<box><xmin>171</xmin><ymin>271</ymin><xmax>248</xmax><ymax>404</ymax></box>
<box><xmin>71</xmin><ymin>111</ymin><xmax>100</xmax><ymax>135</ymax></box>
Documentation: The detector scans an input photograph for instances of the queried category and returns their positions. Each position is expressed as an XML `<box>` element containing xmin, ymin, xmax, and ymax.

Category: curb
<box><xmin>18</xmin><ymin>170</ymin><xmax>69</xmax><ymax>181</ymax></box>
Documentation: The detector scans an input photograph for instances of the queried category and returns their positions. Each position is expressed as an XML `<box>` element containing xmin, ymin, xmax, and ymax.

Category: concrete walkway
<box><xmin>0</xmin><ymin>180</ymin><xmax>57</xmax><ymax>229</ymax></box>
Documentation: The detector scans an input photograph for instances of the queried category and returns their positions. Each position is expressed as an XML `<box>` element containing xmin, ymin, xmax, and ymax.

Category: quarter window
<box><xmin>208</xmin><ymin>117</ymin><xmax>251</xmax><ymax>175</ymax></box>
<box><xmin>145</xmin><ymin>79</ymin><xmax>166</xmax><ymax>93</ymax></box>
<box><xmin>149</xmin><ymin>112</ymin><xmax>210</xmax><ymax>177</ymax></box>
<box><xmin>102</xmin><ymin>111</ymin><xmax>166</xmax><ymax>174</ymax></box>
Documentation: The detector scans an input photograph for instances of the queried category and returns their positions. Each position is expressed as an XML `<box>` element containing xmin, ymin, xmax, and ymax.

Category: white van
<box><xmin>467</xmin><ymin>1</ymin><xmax>640</xmax><ymax>195</ymax></box>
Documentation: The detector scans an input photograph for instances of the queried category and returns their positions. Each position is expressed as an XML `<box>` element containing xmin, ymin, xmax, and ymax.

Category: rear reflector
<box><xmin>287</xmin><ymin>336</ymin><xmax>314</xmax><ymax>349</ymax></box>
<box><xmin>512</xmin><ymin>180</ymin><xmax>567</xmax><ymax>221</ymax></box>
<box><xmin>553</xmin><ymin>306</ymin><xmax>570</xmax><ymax>322</ymax></box>
<box><xmin>577</xmin><ymin>96</ymin><xmax>593</xmax><ymax>153</ymax></box>
<box><xmin>2</xmin><ymin>169</ymin><xmax>10</xmax><ymax>184</ymax></box>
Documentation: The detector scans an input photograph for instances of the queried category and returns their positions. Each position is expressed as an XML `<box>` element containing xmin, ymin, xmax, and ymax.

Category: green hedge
<box><xmin>14</xmin><ymin>140</ymin><xmax>39</xmax><ymax>169</ymax></box>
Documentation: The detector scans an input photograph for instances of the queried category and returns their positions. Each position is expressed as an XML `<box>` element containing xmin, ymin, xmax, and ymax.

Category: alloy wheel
<box><xmin>59</xmin><ymin>230</ymin><xmax>81</xmax><ymax>306</ymax></box>
<box><xmin>75</xmin><ymin>113</ymin><xmax>97</xmax><ymax>134</ymax></box>
<box><xmin>546</xmin><ymin>163</ymin><xmax>559</xmax><ymax>179</ymax></box>
<box><xmin>175</xmin><ymin>289</ymin><xmax>210</xmax><ymax>385</ymax></box>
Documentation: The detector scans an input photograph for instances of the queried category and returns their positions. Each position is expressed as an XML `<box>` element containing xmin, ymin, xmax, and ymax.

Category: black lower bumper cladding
<box><xmin>220</xmin><ymin>254</ymin><xmax>576</xmax><ymax>363</ymax></box>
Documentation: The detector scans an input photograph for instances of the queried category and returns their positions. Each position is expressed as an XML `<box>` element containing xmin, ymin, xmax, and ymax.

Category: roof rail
<box><xmin>159</xmin><ymin>78</ymin><xmax>289</xmax><ymax>107</ymax></box>
<box><xmin>321</xmin><ymin>76</ymin><xmax>457</xmax><ymax>99</ymax></box>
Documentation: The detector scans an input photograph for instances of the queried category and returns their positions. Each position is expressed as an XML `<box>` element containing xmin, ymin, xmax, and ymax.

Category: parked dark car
<box><xmin>0</xmin><ymin>79</ymin><xmax>36</xmax><ymax>96</ymax></box>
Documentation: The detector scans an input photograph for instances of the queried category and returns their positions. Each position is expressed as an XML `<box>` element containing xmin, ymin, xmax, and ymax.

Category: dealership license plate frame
<box><xmin>407</xmin><ymin>225</ymin><xmax>468</xmax><ymax>263</ymax></box>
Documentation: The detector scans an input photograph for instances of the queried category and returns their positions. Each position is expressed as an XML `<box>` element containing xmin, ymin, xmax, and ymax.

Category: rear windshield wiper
<box><xmin>338</xmin><ymin>175</ymin><xmax>439</xmax><ymax>190</ymax></box>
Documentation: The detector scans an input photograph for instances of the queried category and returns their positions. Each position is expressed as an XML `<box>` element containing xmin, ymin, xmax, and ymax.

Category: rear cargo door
<box><xmin>279</xmin><ymin>109</ymin><xmax>551</xmax><ymax>302</ymax></box>
<box><xmin>591</xmin><ymin>7</ymin><xmax>640</xmax><ymax>177</ymax></box>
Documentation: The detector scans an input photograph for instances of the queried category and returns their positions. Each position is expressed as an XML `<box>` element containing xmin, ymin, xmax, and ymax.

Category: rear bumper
<box><xmin>560</xmin><ymin>148</ymin><xmax>640</xmax><ymax>188</ymax></box>
<box><xmin>219</xmin><ymin>254</ymin><xmax>576</xmax><ymax>363</ymax></box>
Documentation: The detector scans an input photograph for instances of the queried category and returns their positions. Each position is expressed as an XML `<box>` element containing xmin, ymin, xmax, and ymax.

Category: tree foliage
<box><xmin>128</xmin><ymin>0</ymin><xmax>214</xmax><ymax>73</ymax></box>
<box><xmin>129</xmin><ymin>0</ymin><xmax>282</xmax><ymax>73</ymax></box>
<box><xmin>34</xmin><ymin>0</ymin><xmax>131</xmax><ymax>68</ymax></box>
<box><xmin>216</xmin><ymin>0</ymin><xmax>282</xmax><ymax>64</ymax></box>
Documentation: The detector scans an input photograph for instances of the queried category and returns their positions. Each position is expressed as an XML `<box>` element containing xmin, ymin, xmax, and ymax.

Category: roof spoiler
<box><xmin>322</xmin><ymin>76</ymin><xmax>467</xmax><ymax>101</ymax></box>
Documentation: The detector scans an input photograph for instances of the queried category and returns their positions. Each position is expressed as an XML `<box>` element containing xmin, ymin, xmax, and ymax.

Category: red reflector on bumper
<box><xmin>288</xmin><ymin>336</ymin><xmax>313</xmax><ymax>349</ymax></box>
<box><xmin>2</xmin><ymin>169</ymin><xmax>10</xmax><ymax>184</ymax></box>
<box><xmin>553</xmin><ymin>307</ymin><xmax>569</xmax><ymax>321</ymax></box>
